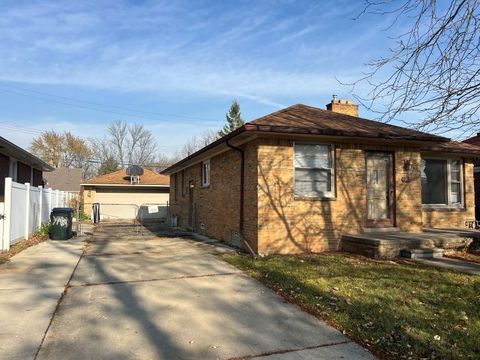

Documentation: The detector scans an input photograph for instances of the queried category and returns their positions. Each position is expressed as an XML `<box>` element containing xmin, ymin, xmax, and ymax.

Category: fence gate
<box><xmin>0</xmin><ymin>202</ymin><xmax>5</xmax><ymax>251</ymax></box>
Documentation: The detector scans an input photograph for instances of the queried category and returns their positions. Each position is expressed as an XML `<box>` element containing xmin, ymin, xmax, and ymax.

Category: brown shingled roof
<box><xmin>421</xmin><ymin>140</ymin><xmax>480</xmax><ymax>155</ymax></box>
<box><xmin>162</xmin><ymin>103</ymin><xmax>478</xmax><ymax>175</ymax></box>
<box><xmin>85</xmin><ymin>168</ymin><xmax>169</xmax><ymax>186</ymax></box>
<box><xmin>463</xmin><ymin>134</ymin><xmax>480</xmax><ymax>147</ymax></box>
<box><xmin>250</xmin><ymin>104</ymin><xmax>449</xmax><ymax>142</ymax></box>
<box><xmin>44</xmin><ymin>168</ymin><xmax>83</xmax><ymax>192</ymax></box>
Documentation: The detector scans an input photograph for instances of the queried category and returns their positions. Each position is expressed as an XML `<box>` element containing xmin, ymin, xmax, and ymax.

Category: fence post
<box><xmin>24</xmin><ymin>183</ymin><xmax>30</xmax><ymax>240</ymax></box>
<box><xmin>55</xmin><ymin>190</ymin><xmax>59</xmax><ymax>207</ymax></box>
<box><xmin>2</xmin><ymin>178</ymin><xmax>12</xmax><ymax>251</ymax></box>
<box><xmin>38</xmin><ymin>186</ymin><xmax>43</xmax><ymax>228</ymax></box>
<box><xmin>48</xmin><ymin>189</ymin><xmax>52</xmax><ymax>214</ymax></box>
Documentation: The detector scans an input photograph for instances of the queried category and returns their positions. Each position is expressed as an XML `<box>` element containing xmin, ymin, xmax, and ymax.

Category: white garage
<box><xmin>81</xmin><ymin>168</ymin><xmax>170</xmax><ymax>222</ymax></box>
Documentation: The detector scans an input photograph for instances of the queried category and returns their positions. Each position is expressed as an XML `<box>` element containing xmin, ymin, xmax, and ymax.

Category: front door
<box><xmin>366</xmin><ymin>153</ymin><xmax>394</xmax><ymax>227</ymax></box>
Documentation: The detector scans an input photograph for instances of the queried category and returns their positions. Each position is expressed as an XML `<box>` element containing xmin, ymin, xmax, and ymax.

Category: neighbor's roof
<box><xmin>0</xmin><ymin>136</ymin><xmax>54</xmax><ymax>172</ymax></box>
<box><xmin>83</xmin><ymin>168</ymin><xmax>169</xmax><ymax>186</ymax></box>
<box><xmin>162</xmin><ymin>104</ymin><xmax>480</xmax><ymax>174</ymax></box>
<box><xmin>463</xmin><ymin>133</ymin><xmax>480</xmax><ymax>147</ymax></box>
<box><xmin>44</xmin><ymin>168</ymin><xmax>83</xmax><ymax>192</ymax></box>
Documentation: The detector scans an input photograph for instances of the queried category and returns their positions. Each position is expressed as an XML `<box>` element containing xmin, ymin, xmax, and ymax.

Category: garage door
<box><xmin>95</xmin><ymin>187</ymin><xmax>169</xmax><ymax>221</ymax></box>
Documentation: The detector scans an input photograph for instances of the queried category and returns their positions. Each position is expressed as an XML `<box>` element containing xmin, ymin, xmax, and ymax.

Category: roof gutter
<box><xmin>162</xmin><ymin>124</ymin><xmax>258</xmax><ymax>175</ymax></box>
<box><xmin>226</xmin><ymin>138</ymin><xmax>256</xmax><ymax>258</ymax></box>
<box><xmin>0</xmin><ymin>136</ymin><xmax>54</xmax><ymax>172</ymax></box>
<box><xmin>80</xmin><ymin>183</ymin><xmax>169</xmax><ymax>187</ymax></box>
<box><xmin>162</xmin><ymin>123</ymin><xmax>453</xmax><ymax>175</ymax></box>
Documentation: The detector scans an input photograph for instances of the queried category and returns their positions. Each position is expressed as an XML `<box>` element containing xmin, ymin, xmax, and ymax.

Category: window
<box><xmin>201</xmin><ymin>160</ymin><xmax>210</xmax><ymax>187</ymax></box>
<box><xmin>181</xmin><ymin>170</ymin><xmax>185</xmax><ymax>196</ymax></box>
<box><xmin>174</xmin><ymin>173</ymin><xmax>178</xmax><ymax>201</ymax></box>
<box><xmin>421</xmin><ymin>158</ymin><xmax>463</xmax><ymax>207</ymax></box>
<box><xmin>294</xmin><ymin>143</ymin><xmax>335</xmax><ymax>198</ymax></box>
<box><xmin>9</xmin><ymin>159</ymin><xmax>18</xmax><ymax>181</ymax></box>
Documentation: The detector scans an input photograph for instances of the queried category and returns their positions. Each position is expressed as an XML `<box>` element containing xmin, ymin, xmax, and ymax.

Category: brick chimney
<box><xmin>326</xmin><ymin>95</ymin><xmax>359</xmax><ymax>117</ymax></box>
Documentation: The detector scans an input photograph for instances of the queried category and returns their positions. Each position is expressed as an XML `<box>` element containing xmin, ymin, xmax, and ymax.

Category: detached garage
<box><xmin>81</xmin><ymin>168</ymin><xmax>170</xmax><ymax>222</ymax></box>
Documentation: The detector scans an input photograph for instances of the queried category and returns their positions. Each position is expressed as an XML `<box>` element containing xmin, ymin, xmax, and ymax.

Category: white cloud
<box><xmin>0</xmin><ymin>0</ymin><xmax>390</xmax><ymax>108</ymax></box>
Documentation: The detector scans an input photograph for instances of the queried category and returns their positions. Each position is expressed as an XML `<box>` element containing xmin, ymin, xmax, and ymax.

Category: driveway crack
<box><xmin>33</xmin><ymin>245</ymin><xmax>87</xmax><ymax>360</ymax></box>
<box><xmin>70</xmin><ymin>271</ymin><xmax>243</xmax><ymax>287</ymax></box>
<box><xmin>228</xmin><ymin>340</ymin><xmax>353</xmax><ymax>359</ymax></box>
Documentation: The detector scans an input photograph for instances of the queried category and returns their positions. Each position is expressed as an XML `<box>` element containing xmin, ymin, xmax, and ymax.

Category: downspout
<box><xmin>226</xmin><ymin>139</ymin><xmax>257</xmax><ymax>258</ymax></box>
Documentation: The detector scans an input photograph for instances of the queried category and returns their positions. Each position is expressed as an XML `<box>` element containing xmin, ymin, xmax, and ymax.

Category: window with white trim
<box><xmin>294</xmin><ymin>143</ymin><xmax>335</xmax><ymax>198</ymax></box>
<box><xmin>201</xmin><ymin>160</ymin><xmax>210</xmax><ymax>187</ymax></box>
<box><xmin>421</xmin><ymin>158</ymin><xmax>464</xmax><ymax>207</ymax></box>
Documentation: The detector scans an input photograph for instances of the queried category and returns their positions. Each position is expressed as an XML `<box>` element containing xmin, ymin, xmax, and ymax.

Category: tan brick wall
<box><xmin>422</xmin><ymin>160</ymin><xmax>475</xmax><ymax>228</ymax></box>
<box><xmin>257</xmin><ymin>140</ymin><xmax>364</xmax><ymax>254</ymax></box>
<box><xmin>169</xmin><ymin>138</ymin><xmax>475</xmax><ymax>255</ymax></box>
<box><xmin>256</xmin><ymin>139</ymin><xmax>475</xmax><ymax>255</ymax></box>
<box><xmin>82</xmin><ymin>186</ymin><xmax>96</xmax><ymax>211</ymax></box>
<box><xmin>169</xmin><ymin>142</ymin><xmax>258</xmax><ymax>250</ymax></box>
<box><xmin>257</xmin><ymin>140</ymin><xmax>370</xmax><ymax>254</ymax></box>
<box><xmin>394</xmin><ymin>151</ymin><xmax>423</xmax><ymax>232</ymax></box>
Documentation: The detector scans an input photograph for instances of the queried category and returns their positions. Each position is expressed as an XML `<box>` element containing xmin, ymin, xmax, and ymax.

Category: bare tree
<box><xmin>351</xmin><ymin>0</ymin><xmax>480</xmax><ymax>135</ymax></box>
<box><xmin>176</xmin><ymin>129</ymin><xmax>219</xmax><ymax>158</ymax></box>
<box><xmin>104</xmin><ymin>121</ymin><xmax>157</xmax><ymax>166</ymax></box>
<box><xmin>107</xmin><ymin>121</ymin><xmax>128</xmax><ymax>165</ymax></box>
<box><xmin>128</xmin><ymin>123</ymin><xmax>156</xmax><ymax>165</ymax></box>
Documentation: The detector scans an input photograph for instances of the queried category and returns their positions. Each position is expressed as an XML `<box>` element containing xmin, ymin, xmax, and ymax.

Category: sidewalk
<box><xmin>413</xmin><ymin>257</ymin><xmax>480</xmax><ymax>275</ymax></box>
<box><xmin>0</xmin><ymin>237</ymin><xmax>85</xmax><ymax>360</ymax></box>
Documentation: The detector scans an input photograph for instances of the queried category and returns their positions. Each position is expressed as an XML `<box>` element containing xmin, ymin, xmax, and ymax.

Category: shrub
<box><xmin>36</xmin><ymin>222</ymin><xmax>52</xmax><ymax>237</ymax></box>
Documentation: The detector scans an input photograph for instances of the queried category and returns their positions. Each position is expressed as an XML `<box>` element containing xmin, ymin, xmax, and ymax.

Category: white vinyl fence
<box><xmin>1</xmin><ymin>177</ymin><xmax>76</xmax><ymax>251</ymax></box>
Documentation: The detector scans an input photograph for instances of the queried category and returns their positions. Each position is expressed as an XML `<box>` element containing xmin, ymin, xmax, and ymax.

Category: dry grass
<box><xmin>445</xmin><ymin>239</ymin><xmax>480</xmax><ymax>264</ymax></box>
<box><xmin>0</xmin><ymin>223</ymin><xmax>51</xmax><ymax>265</ymax></box>
<box><xmin>446</xmin><ymin>251</ymin><xmax>480</xmax><ymax>264</ymax></box>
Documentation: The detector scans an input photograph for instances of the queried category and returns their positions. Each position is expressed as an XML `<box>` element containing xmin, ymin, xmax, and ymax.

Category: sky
<box><xmin>0</xmin><ymin>0</ymin><xmax>424</xmax><ymax>156</ymax></box>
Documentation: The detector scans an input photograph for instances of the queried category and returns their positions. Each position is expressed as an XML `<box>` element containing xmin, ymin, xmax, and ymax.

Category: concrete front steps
<box><xmin>341</xmin><ymin>228</ymin><xmax>472</xmax><ymax>259</ymax></box>
<box><xmin>400</xmin><ymin>247</ymin><xmax>444</xmax><ymax>259</ymax></box>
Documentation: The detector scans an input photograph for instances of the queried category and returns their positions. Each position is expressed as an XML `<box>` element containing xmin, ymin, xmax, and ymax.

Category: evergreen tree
<box><xmin>218</xmin><ymin>100</ymin><xmax>244</xmax><ymax>137</ymax></box>
<box><xmin>98</xmin><ymin>156</ymin><xmax>120</xmax><ymax>176</ymax></box>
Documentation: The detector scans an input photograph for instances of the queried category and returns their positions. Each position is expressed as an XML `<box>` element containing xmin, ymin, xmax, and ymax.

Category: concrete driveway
<box><xmin>3</xmin><ymin>224</ymin><xmax>375</xmax><ymax>360</ymax></box>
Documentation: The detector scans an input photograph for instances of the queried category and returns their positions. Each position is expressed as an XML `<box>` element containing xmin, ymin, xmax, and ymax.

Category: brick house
<box><xmin>162</xmin><ymin>100</ymin><xmax>480</xmax><ymax>255</ymax></box>
<box><xmin>462</xmin><ymin>133</ymin><xmax>480</xmax><ymax>220</ymax></box>
<box><xmin>0</xmin><ymin>136</ymin><xmax>53</xmax><ymax>201</ymax></box>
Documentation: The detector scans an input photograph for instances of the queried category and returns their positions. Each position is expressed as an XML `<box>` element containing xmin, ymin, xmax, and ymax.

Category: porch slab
<box><xmin>341</xmin><ymin>230</ymin><xmax>472</xmax><ymax>259</ymax></box>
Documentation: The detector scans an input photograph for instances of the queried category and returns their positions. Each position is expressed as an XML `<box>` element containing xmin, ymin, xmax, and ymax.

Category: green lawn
<box><xmin>224</xmin><ymin>253</ymin><xmax>480</xmax><ymax>359</ymax></box>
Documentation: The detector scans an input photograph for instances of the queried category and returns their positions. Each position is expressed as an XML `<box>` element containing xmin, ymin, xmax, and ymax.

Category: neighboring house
<box><xmin>81</xmin><ymin>168</ymin><xmax>170</xmax><ymax>221</ymax></box>
<box><xmin>162</xmin><ymin>99</ymin><xmax>480</xmax><ymax>255</ymax></box>
<box><xmin>0</xmin><ymin>136</ymin><xmax>54</xmax><ymax>201</ymax></box>
<box><xmin>44</xmin><ymin>168</ymin><xmax>83</xmax><ymax>193</ymax></box>
<box><xmin>462</xmin><ymin>133</ymin><xmax>480</xmax><ymax>220</ymax></box>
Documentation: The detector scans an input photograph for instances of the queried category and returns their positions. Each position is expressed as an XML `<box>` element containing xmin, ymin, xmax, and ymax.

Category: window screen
<box><xmin>294</xmin><ymin>144</ymin><xmax>334</xmax><ymax>198</ymax></box>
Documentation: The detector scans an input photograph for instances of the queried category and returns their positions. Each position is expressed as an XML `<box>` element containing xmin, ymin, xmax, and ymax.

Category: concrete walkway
<box><xmin>1</xmin><ymin>224</ymin><xmax>375</xmax><ymax>360</ymax></box>
<box><xmin>413</xmin><ymin>257</ymin><xmax>480</xmax><ymax>275</ymax></box>
<box><xmin>0</xmin><ymin>237</ymin><xmax>85</xmax><ymax>360</ymax></box>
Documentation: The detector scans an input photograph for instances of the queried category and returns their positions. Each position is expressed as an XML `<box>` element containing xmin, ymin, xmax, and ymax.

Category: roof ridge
<box><xmin>280</xmin><ymin>104</ymin><xmax>450</xmax><ymax>139</ymax></box>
